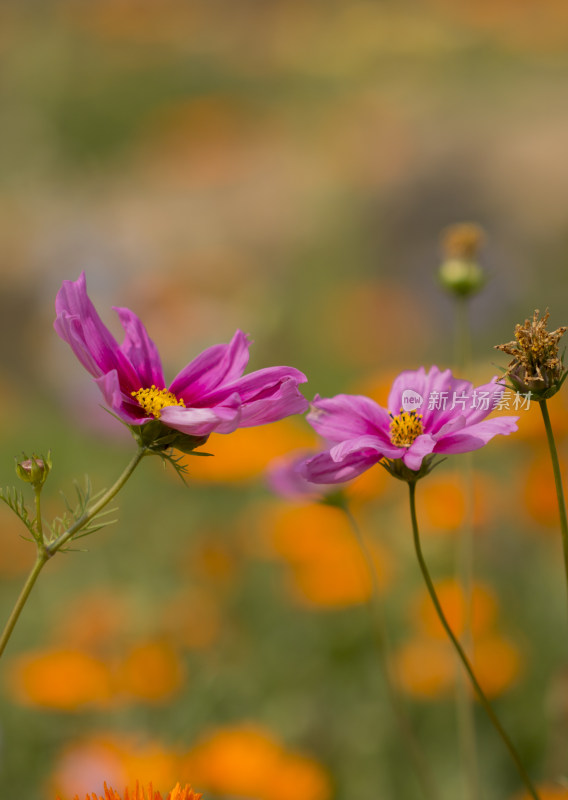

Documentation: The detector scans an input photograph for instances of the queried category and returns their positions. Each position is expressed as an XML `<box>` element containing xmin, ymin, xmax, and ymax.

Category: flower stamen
<box><xmin>131</xmin><ymin>385</ymin><xmax>186</xmax><ymax>419</ymax></box>
<box><xmin>389</xmin><ymin>409</ymin><xmax>424</xmax><ymax>448</ymax></box>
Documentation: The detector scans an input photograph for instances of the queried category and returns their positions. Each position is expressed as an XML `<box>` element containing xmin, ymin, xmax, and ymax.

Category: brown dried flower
<box><xmin>441</xmin><ymin>223</ymin><xmax>485</xmax><ymax>260</ymax></box>
<box><xmin>495</xmin><ymin>309</ymin><xmax>567</xmax><ymax>398</ymax></box>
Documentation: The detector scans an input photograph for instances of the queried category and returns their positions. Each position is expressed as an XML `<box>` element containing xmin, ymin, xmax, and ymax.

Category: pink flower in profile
<box><xmin>54</xmin><ymin>274</ymin><xmax>308</xmax><ymax>445</ymax></box>
<box><xmin>302</xmin><ymin>366</ymin><xmax>519</xmax><ymax>483</ymax></box>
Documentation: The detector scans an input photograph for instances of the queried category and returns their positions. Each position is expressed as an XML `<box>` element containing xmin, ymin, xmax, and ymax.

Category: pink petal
<box><xmin>401</xmin><ymin>434</ymin><xmax>437</xmax><ymax>471</ymax></box>
<box><xmin>159</xmin><ymin>399</ymin><xmax>242</xmax><ymax>437</ymax></box>
<box><xmin>307</xmin><ymin>394</ymin><xmax>391</xmax><ymax>443</ymax></box>
<box><xmin>54</xmin><ymin>273</ymin><xmax>140</xmax><ymax>391</ymax></box>
<box><xmin>434</xmin><ymin>416</ymin><xmax>519</xmax><ymax>456</ymax></box>
<box><xmin>114</xmin><ymin>306</ymin><xmax>165</xmax><ymax>389</ymax></box>
<box><xmin>169</xmin><ymin>330</ymin><xmax>251</xmax><ymax>401</ymax></box>
<box><xmin>301</xmin><ymin>450</ymin><xmax>381</xmax><ymax>484</ymax></box>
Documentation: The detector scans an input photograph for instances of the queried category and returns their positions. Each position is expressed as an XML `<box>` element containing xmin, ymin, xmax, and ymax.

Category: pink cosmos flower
<box><xmin>302</xmin><ymin>366</ymin><xmax>519</xmax><ymax>483</ymax></box>
<box><xmin>54</xmin><ymin>274</ymin><xmax>308</xmax><ymax>442</ymax></box>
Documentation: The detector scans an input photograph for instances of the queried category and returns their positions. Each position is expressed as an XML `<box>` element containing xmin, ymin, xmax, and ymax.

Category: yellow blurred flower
<box><xmin>263</xmin><ymin>502</ymin><xmax>393</xmax><ymax>608</ymax></box>
<box><xmin>181</xmin><ymin>725</ymin><xmax>330</xmax><ymax>800</ymax></box>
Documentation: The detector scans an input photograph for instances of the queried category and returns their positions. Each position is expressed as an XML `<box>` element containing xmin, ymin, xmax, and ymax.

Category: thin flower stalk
<box><xmin>0</xmin><ymin>446</ymin><xmax>147</xmax><ymax>659</ymax></box>
<box><xmin>496</xmin><ymin>310</ymin><xmax>568</xmax><ymax>616</ymax></box>
<box><xmin>339</xmin><ymin>500</ymin><xmax>441</xmax><ymax>800</ymax></box>
<box><xmin>446</xmin><ymin>232</ymin><xmax>481</xmax><ymax>800</ymax></box>
<box><xmin>408</xmin><ymin>481</ymin><xmax>541</xmax><ymax>800</ymax></box>
<box><xmin>539</xmin><ymin>400</ymin><xmax>568</xmax><ymax>616</ymax></box>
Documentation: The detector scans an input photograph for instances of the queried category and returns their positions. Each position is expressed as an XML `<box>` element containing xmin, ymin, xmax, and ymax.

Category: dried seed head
<box><xmin>495</xmin><ymin>309</ymin><xmax>567</xmax><ymax>398</ymax></box>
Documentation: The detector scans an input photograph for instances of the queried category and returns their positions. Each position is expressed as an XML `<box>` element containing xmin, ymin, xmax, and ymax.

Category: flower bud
<box><xmin>16</xmin><ymin>452</ymin><xmax>52</xmax><ymax>489</ymax></box>
<box><xmin>438</xmin><ymin>223</ymin><xmax>486</xmax><ymax>298</ymax></box>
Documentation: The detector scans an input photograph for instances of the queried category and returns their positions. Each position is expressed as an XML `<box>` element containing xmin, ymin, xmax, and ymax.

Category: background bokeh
<box><xmin>1</xmin><ymin>2</ymin><xmax>568</xmax><ymax>799</ymax></box>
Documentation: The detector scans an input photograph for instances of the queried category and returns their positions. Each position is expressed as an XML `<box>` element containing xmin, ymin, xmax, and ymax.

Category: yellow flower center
<box><xmin>131</xmin><ymin>385</ymin><xmax>186</xmax><ymax>419</ymax></box>
<box><xmin>389</xmin><ymin>409</ymin><xmax>424</xmax><ymax>448</ymax></box>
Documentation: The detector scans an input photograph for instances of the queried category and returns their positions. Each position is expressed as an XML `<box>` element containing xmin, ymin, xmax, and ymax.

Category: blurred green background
<box><xmin>1</xmin><ymin>2</ymin><xmax>568</xmax><ymax>799</ymax></box>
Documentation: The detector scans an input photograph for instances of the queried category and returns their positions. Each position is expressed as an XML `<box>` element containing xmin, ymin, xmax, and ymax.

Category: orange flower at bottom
<box><xmin>61</xmin><ymin>782</ymin><xmax>201</xmax><ymax>800</ymax></box>
<box><xmin>513</xmin><ymin>786</ymin><xmax>568</xmax><ymax>800</ymax></box>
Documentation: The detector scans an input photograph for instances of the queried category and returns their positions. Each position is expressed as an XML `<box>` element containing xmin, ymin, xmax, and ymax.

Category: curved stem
<box><xmin>408</xmin><ymin>481</ymin><xmax>541</xmax><ymax>800</ymax></box>
<box><xmin>341</xmin><ymin>502</ymin><xmax>441</xmax><ymax>800</ymax></box>
<box><xmin>0</xmin><ymin>447</ymin><xmax>147</xmax><ymax>658</ymax></box>
<box><xmin>539</xmin><ymin>399</ymin><xmax>568</xmax><ymax>618</ymax></box>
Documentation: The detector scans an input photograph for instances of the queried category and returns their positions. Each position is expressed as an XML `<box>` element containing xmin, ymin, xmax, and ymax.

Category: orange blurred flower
<box><xmin>6</xmin><ymin>639</ymin><xmax>186</xmax><ymax>710</ymax></box>
<box><xmin>513</xmin><ymin>785</ymin><xmax>568</xmax><ymax>800</ymax></box>
<box><xmin>394</xmin><ymin>637</ymin><xmax>456</xmax><ymax>698</ymax></box>
<box><xmin>115</xmin><ymin>640</ymin><xmax>185</xmax><ymax>703</ymax></box>
<box><xmin>161</xmin><ymin>588</ymin><xmax>222</xmax><ymax>651</ymax></box>
<box><xmin>522</xmin><ymin>451</ymin><xmax>567</xmax><ymax>529</ymax></box>
<box><xmin>51</xmin><ymin>735</ymin><xmax>181</xmax><ymax>799</ymax></box>
<box><xmin>412</xmin><ymin>579</ymin><xmax>497</xmax><ymax>639</ymax></box>
<box><xmin>394</xmin><ymin>632</ymin><xmax>522</xmax><ymax>700</ymax></box>
<box><xmin>7</xmin><ymin>648</ymin><xmax>112</xmax><ymax>710</ymax></box>
<box><xmin>417</xmin><ymin>473</ymin><xmax>490</xmax><ymax>534</ymax></box>
<box><xmin>471</xmin><ymin>635</ymin><xmax>522</xmax><ymax>698</ymax></box>
<box><xmin>52</xmin><ymin>590</ymin><xmax>132</xmax><ymax>650</ymax></box>
<box><xmin>396</xmin><ymin>579</ymin><xmax>522</xmax><ymax>699</ymax></box>
<box><xmin>0</xmin><ymin>503</ymin><xmax>35</xmax><ymax>577</ymax></box>
<box><xmin>61</xmin><ymin>782</ymin><xmax>200</xmax><ymax>800</ymax></box>
<box><xmin>177</xmin><ymin>419</ymin><xmax>317</xmax><ymax>483</ymax></box>
<box><xmin>264</xmin><ymin>502</ymin><xmax>393</xmax><ymax>608</ymax></box>
<box><xmin>181</xmin><ymin>725</ymin><xmax>330</xmax><ymax>800</ymax></box>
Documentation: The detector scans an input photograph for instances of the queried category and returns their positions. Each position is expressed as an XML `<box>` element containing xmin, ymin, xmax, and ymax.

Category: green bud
<box><xmin>438</xmin><ymin>222</ymin><xmax>486</xmax><ymax>298</ymax></box>
<box><xmin>438</xmin><ymin>257</ymin><xmax>485</xmax><ymax>298</ymax></box>
<box><xmin>16</xmin><ymin>452</ymin><xmax>52</xmax><ymax>489</ymax></box>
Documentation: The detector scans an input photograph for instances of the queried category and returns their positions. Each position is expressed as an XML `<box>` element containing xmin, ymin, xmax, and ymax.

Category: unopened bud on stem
<box><xmin>16</xmin><ymin>452</ymin><xmax>52</xmax><ymax>489</ymax></box>
<box><xmin>438</xmin><ymin>223</ymin><xmax>486</xmax><ymax>298</ymax></box>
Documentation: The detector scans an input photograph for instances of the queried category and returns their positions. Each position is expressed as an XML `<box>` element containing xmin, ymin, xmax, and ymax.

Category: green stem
<box><xmin>0</xmin><ymin>552</ymin><xmax>48</xmax><ymax>659</ymax></box>
<box><xmin>34</xmin><ymin>486</ymin><xmax>44</xmax><ymax>544</ymax></box>
<box><xmin>408</xmin><ymin>481</ymin><xmax>541</xmax><ymax>800</ymax></box>
<box><xmin>453</xmin><ymin>295</ymin><xmax>481</xmax><ymax>800</ymax></box>
<box><xmin>0</xmin><ymin>447</ymin><xmax>147</xmax><ymax>658</ymax></box>
<box><xmin>341</xmin><ymin>502</ymin><xmax>441</xmax><ymax>800</ymax></box>
<box><xmin>539</xmin><ymin>399</ymin><xmax>568</xmax><ymax>616</ymax></box>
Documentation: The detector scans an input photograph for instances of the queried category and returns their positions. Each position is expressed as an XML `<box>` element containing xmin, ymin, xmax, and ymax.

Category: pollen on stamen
<box><xmin>131</xmin><ymin>385</ymin><xmax>186</xmax><ymax>419</ymax></box>
<box><xmin>389</xmin><ymin>410</ymin><xmax>424</xmax><ymax>448</ymax></box>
